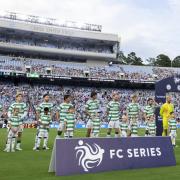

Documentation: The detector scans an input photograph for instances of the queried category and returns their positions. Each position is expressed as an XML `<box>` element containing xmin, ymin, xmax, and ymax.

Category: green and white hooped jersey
<box><xmin>148</xmin><ymin>122</ymin><xmax>156</xmax><ymax>135</ymax></box>
<box><xmin>144</xmin><ymin>105</ymin><xmax>155</xmax><ymax>117</ymax></box>
<box><xmin>64</xmin><ymin>113</ymin><xmax>75</xmax><ymax>131</ymax></box>
<box><xmin>39</xmin><ymin>113</ymin><xmax>51</xmax><ymax>130</ymax></box>
<box><xmin>169</xmin><ymin>119</ymin><xmax>177</xmax><ymax>131</ymax></box>
<box><xmin>57</xmin><ymin>102</ymin><xmax>73</xmax><ymax>122</ymax></box>
<box><xmin>107</xmin><ymin>100</ymin><xmax>120</xmax><ymax>121</ymax></box>
<box><xmin>8</xmin><ymin>102</ymin><xmax>28</xmax><ymax>123</ymax></box>
<box><xmin>9</xmin><ymin>115</ymin><xmax>22</xmax><ymax>128</ymax></box>
<box><xmin>92</xmin><ymin>117</ymin><xmax>100</xmax><ymax>134</ymax></box>
<box><xmin>85</xmin><ymin>99</ymin><xmax>100</xmax><ymax>117</ymax></box>
<box><xmin>131</xmin><ymin>123</ymin><xmax>138</xmax><ymax>135</ymax></box>
<box><xmin>120</xmin><ymin>122</ymin><xmax>128</xmax><ymax>131</ymax></box>
<box><xmin>127</xmin><ymin>103</ymin><xmax>140</xmax><ymax>119</ymax></box>
<box><xmin>36</xmin><ymin>102</ymin><xmax>53</xmax><ymax>115</ymax></box>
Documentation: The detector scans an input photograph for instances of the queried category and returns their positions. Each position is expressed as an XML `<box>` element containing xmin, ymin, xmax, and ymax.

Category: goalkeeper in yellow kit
<box><xmin>160</xmin><ymin>96</ymin><xmax>174</xmax><ymax>136</ymax></box>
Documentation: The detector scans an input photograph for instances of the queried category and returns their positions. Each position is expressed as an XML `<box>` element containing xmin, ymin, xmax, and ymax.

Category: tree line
<box><xmin>118</xmin><ymin>51</ymin><xmax>180</xmax><ymax>67</ymax></box>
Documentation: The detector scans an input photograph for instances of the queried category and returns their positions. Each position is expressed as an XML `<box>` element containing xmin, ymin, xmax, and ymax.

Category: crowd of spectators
<box><xmin>1</xmin><ymin>82</ymin><xmax>180</xmax><ymax>125</ymax></box>
<box><xmin>1</xmin><ymin>55</ymin><xmax>180</xmax><ymax>82</ymax></box>
<box><xmin>152</xmin><ymin>67</ymin><xmax>179</xmax><ymax>80</ymax></box>
<box><xmin>0</xmin><ymin>82</ymin><xmax>154</xmax><ymax>123</ymax></box>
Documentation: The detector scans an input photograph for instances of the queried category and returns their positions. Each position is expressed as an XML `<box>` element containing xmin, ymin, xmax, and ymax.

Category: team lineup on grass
<box><xmin>1</xmin><ymin>90</ymin><xmax>178</xmax><ymax>152</ymax></box>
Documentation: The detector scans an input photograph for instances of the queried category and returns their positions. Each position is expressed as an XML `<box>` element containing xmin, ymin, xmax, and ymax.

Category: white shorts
<box><xmin>17</xmin><ymin>124</ymin><xmax>24</xmax><ymax>133</ymax></box>
<box><xmin>90</xmin><ymin>132</ymin><xmax>99</xmax><ymax>138</ymax></box>
<box><xmin>64</xmin><ymin>131</ymin><xmax>74</xmax><ymax>137</ymax></box>
<box><xmin>7</xmin><ymin>124</ymin><xmax>23</xmax><ymax>131</ymax></box>
<box><xmin>38</xmin><ymin>130</ymin><xmax>49</xmax><ymax>138</ymax></box>
<box><xmin>8</xmin><ymin>128</ymin><xmax>19</xmax><ymax>138</ymax></box>
<box><xmin>108</xmin><ymin>120</ymin><xmax>120</xmax><ymax>129</ymax></box>
<box><xmin>121</xmin><ymin>130</ymin><xmax>127</xmax><ymax>137</ymax></box>
<box><xmin>58</xmin><ymin>122</ymin><xmax>65</xmax><ymax>131</ymax></box>
<box><xmin>148</xmin><ymin>134</ymin><xmax>156</xmax><ymax>137</ymax></box>
<box><xmin>169</xmin><ymin>131</ymin><xmax>177</xmax><ymax>138</ymax></box>
<box><xmin>86</xmin><ymin>119</ymin><xmax>93</xmax><ymax>129</ymax></box>
<box><xmin>131</xmin><ymin>134</ymin><xmax>138</xmax><ymax>137</ymax></box>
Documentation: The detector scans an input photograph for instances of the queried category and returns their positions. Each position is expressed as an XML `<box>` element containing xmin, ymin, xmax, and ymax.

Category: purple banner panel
<box><xmin>49</xmin><ymin>137</ymin><xmax>176</xmax><ymax>176</ymax></box>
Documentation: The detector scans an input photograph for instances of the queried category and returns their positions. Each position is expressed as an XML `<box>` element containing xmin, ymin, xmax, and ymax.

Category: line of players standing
<box><xmin>2</xmin><ymin>91</ymin><xmax>177</xmax><ymax>152</ymax></box>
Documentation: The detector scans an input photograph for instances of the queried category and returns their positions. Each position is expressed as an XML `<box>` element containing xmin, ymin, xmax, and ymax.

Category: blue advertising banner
<box><xmin>50</xmin><ymin>123</ymin><xmax>178</xmax><ymax>129</ymax></box>
<box><xmin>155</xmin><ymin>76</ymin><xmax>180</xmax><ymax>135</ymax></box>
<box><xmin>49</xmin><ymin>137</ymin><xmax>176</xmax><ymax>176</ymax></box>
<box><xmin>49</xmin><ymin>123</ymin><xmax>108</xmax><ymax>129</ymax></box>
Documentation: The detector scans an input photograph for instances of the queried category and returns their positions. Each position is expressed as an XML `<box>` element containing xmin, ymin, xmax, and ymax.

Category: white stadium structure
<box><xmin>0</xmin><ymin>11</ymin><xmax>120</xmax><ymax>64</ymax></box>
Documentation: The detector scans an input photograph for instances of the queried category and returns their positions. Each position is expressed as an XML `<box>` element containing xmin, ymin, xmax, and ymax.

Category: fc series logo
<box><xmin>75</xmin><ymin>140</ymin><xmax>162</xmax><ymax>172</ymax></box>
<box><xmin>75</xmin><ymin>140</ymin><xmax>104</xmax><ymax>172</ymax></box>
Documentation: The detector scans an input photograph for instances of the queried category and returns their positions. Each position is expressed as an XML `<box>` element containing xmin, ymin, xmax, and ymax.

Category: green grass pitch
<box><xmin>0</xmin><ymin>128</ymin><xmax>179</xmax><ymax>180</ymax></box>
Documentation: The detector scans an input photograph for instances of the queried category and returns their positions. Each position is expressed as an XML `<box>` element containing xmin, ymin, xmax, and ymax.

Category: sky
<box><xmin>0</xmin><ymin>0</ymin><xmax>180</xmax><ymax>61</ymax></box>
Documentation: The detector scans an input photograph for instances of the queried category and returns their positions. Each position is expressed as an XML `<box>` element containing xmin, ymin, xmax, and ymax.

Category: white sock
<box><xmin>7</xmin><ymin>138</ymin><xmax>11</xmax><ymax>151</ymax></box>
<box><xmin>16</xmin><ymin>143</ymin><xmax>21</xmax><ymax>148</ymax></box>
<box><xmin>34</xmin><ymin>135</ymin><xmax>38</xmax><ymax>148</ymax></box>
<box><xmin>11</xmin><ymin>138</ymin><xmax>16</xmax><ymax>151</ymax></box>
<box><xmin>37</xmin><ymin>137</ymin><xmax>41</xmax><ymax>148</ymax></box>
<box><xmin>172</xmin><ymin>137</ymin><xmax>176</xmax><ymax>146</ymax></box>
<box><xmin>43</xmin><ymin>138</ymin><xmax>48</xmax><ymax>147</ymax></box>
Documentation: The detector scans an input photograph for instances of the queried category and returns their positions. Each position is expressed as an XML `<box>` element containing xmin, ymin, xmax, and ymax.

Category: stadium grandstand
<box><xmin>0</xmin><ymin>12</ymin><xmax>180</xmax><ymax>84</ymax></box>
<box><xmin>0</xmin><ymin>11</ymin><xmax>180</xmax><ymax>127</ymax></box>
<box><xmin>0</xmin><ymin>11</ymin><xmax>119</xmax><ymax>62</ymax></box>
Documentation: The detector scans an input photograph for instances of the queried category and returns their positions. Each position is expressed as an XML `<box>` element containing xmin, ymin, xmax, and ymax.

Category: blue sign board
<box><xmin>49</xmin><ymin>137</ymin><xmax>176</xmax><ymax>176</ymax></box>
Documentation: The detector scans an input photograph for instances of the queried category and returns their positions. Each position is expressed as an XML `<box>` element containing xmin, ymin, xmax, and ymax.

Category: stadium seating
<box><xmin>1</xmin><ymin>83</ymin><xmax>179</xmax><ymax>123</ymax></box>
<box><xmin>1</xmin><ymin>55</ymin><xmax>180</xmax><ymax>81</ymax></box>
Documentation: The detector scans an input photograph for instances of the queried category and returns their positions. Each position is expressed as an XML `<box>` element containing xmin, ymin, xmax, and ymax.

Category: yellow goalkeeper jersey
<box><xmin>160</xmin><ymin>102</ymin><xmax>174</xmax><ymax>120</ymax></box>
